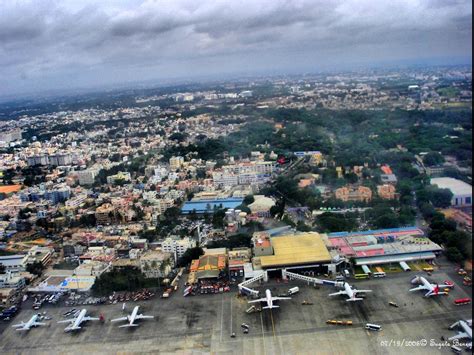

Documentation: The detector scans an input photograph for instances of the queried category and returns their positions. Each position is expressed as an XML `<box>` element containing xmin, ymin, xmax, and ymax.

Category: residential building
<box><xmin>335</xmin><ymin>185</ymin><xmax>372</xmax><ymax>202</ymax></box>
<box><xmin>139</xmin><ymin>250</ymin><xmax>172</xmax><ymax>278</ymax></box>
<box><xmin>95</xmin><ymin>203</ymin><xmax>116</xmax><ymax>225</ymax></box>
<box><xmin>161</xmin><ymin>237</ymin><xmax>195</xmax><ymax>261</ymax></box>
<box><xmin>169</xmin><ymin>156</ymin><xmax>184</xmax><ymax>171</ymax></box>
<box><xmin>377</xmin><ymin>184</ymin><xmax>397</xmax><ymax>200</ymax></box>
<box><xmin>76</xmin><ymin>169</ymin><xmax>98</xmax><ymax>185</ymax></box>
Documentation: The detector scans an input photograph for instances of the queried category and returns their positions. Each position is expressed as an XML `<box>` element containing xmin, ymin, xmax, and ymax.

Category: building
<box><xmin>335</xmin><ymin>185</ymin><xmax>372</xmax><ymax>202</ymax></box>
<box><xmin>0</xmin><ymin>255</ymin><xmax>27</xmax><ymax>273</ymax></box>
<box><xmin>73</xmin><ymin>260</ymin><xmax>111</xmax><ymax>277</ymax></box>
<box><xmin>252</xmin><ymin>232</ymin><xmax>274</xmax><ymax>256</ymax></box>
<box><xmin>76</xmin><ymin>169</ymin><xmax>98</xmax><ymax>185</ymax></box>
<box><xmin>228</xmin><ymin>248</ymin><xmax>251</xmax><ymax>278</ymax></box>
<box><xmin>0</xmin><ymin>272</ymin><xmax>26</xmax><ymax>289</ymax></box>
<box><xmin>377</xmin><ymin>184</ymin><xmax>397</xmax><ymax>200</ymax></box>
<box><xmin>254</xmin><ymin>232</ymin><xmax>332</xmax><ymax>274</ymax></box>
<box><xmin>106</xmin><ymin>172</ymin><xmax>131</xmax><ymax>184</ymax></box>
<box><xmin>95</xmin><ymin>203</ymin><xmax>116</xmax><ymax>225</ymax></box>
<box><xmin>139</xmin><ymin>251</ymin><xmax>172</xmax><ymax>278</ymax></box>
<box><xmin>381</xmin><ymin>174</ymin><xmax>398</xmax><ymax>185</ymax></box>
<box><xmin>181</xmin><ymin>198</ymin><xmax>243</xmax><ymax>214</ymax></box>
<box><xmin>248</xmin><ymin>195</ymin><xmax>275</xmax><ymax>217</ymax></box>
<box><xmin>325</xmin><ymin>227</ymin><xmax>443</xmax><ymax>267</ymax></box>
<box><xmin>430</xmin><ymin>177</ymin><xmax>472</xmax><ymax>207</ymax></box>
<box><xmin>25</xmin><ymin>246</ymin><xmax>54</xmax><ymax>267</ymax></box>
<box><xmin>169</xmin><ymin>156</ymin><xmax>184</xmax><ymax>171</ymax></box>
<box><xmin>161</xmin><ymin>237</ymin><xmax>195</xmax><ymax>260</ymax></box>
<box><xmin>189</xmin><ymin>252</ymin><xmax>227</xmax><ymax>283</ymax></box>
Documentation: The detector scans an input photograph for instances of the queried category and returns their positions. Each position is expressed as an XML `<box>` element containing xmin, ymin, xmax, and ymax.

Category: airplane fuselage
<box><xmin>265</xmin><ymin>289</ymin><xmax>274</xmax><ymax>308</ymax></box>
<box><xmin>128</xmin><ymin>306</ymin><xmax>139</xmax><ymax>325</ymax></box>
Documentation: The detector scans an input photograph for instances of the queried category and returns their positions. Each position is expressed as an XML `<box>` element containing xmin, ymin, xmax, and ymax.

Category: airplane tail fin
<box><xmin>262</xmin><ymin>305</ymin><xmax>279</xmax><ymax>309</ymax></box>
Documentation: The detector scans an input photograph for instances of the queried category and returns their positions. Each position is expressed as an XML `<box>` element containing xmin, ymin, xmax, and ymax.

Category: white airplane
<box><xmin>409</xmin><ymin>276</ymin><xmax>453</xmax><ymax>297</ymax></box>
<box><xmin>449</xmin><ymin>319</ymin><xmax>472</xmax><ymax>349</ymax></box>
<box><xmin>329</xmin><ymin>282</ymin><xmax>372</xmax><ymax>302</ymax></box>
<box><xmin>11</xmin><ymin>314</ymin><xmax>46</xmax><ymax>331</ymax></box>
<box><xmin>110</xmin><ymin>306</ymin><xmax>154</xmax><ymax>328</ymax></box>
<box><xmin>58</xmin><ymin>309</ymin><xmax>99</xmax><ymax>332</ymax></box>
<box><xmin>248</xmin><ymin>289</ymin><xmax>291</xmax><ymax>309</ymax></box>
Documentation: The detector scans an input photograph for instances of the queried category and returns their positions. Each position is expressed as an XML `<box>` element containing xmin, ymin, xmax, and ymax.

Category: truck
<box><xmin>343</xmin><ymin>269</ymin><xmax>350</xmax><ymax>278</ymax></box>
<box><xmin>288</xmin><ymin>287</ymin><xmax>299</xmax><ymax>295</ymax></box>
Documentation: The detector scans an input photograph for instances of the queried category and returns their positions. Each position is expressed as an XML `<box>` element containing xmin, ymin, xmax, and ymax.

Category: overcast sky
<box><xmin>0</xmin><ymin>0</ymin><xmax>471</xmax><ymax>97</ymax></box>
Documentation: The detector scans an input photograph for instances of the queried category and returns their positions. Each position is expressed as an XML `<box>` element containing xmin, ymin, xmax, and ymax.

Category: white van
<box><xmin>365</xmin><ymin>323</ymin><xmax>381</xmax><ymax>331</ymax></box>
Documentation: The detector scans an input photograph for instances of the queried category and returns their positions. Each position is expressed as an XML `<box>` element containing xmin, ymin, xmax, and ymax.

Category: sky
<box><xmin>0</xmin><ymin>0</ymin><xmax>471</xmax><ymax>97</ymax></box>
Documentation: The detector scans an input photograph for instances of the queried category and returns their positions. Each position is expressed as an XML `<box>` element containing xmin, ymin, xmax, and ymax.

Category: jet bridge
<box><xmin>238</xmin><ymin>271</ymin><xmax>267</xmax><ymax>297</ymax></box>
<box><xmin>282</xmin><ymin>269</ymin><xmax>337</xmax><ymax>287</ymax></box>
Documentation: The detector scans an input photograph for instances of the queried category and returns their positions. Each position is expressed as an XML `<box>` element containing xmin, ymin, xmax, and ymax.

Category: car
<box><xmin>243</xmin><ymin>329</ymin><xmax>249</xmax><ymax>334</ymax></box>
<box><xmin>241</xmin><ymin>323</ymin><xmax>249</xmax><ymax>329</ymax></box>
<box><xmin>230</xmin><ymin>332</ymin><xmax>236</xmax><ymax>338</ymax></box>
<box><xmin>389</xmin><ymin>301</ymin><xmax>399</xmax><ymax>308</ymax></box>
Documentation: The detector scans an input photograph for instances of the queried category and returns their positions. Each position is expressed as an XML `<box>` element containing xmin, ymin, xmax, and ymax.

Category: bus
<box><xmin>354</xmin><ymin>273</ymin><xmax>369</xmax><ymax>279</ymax></box>
<box><xmin>423</xmin><ymin>267</ymin><xmax>434</xmax><ymax>272</ymax></box>
<box><xmin>373</xmin><ymin>272</ymin><xmax>386</xmax><ymax>278</ymax></box>
<box><xmin>375</xmin><ymin>266</ymin><xmax>384</xmax><ymax>273</ymax></box>
<box><xmin>365</xmin><ymin>323</ymin><xmax>382</xmax><ymax>331</ymax></box>
<box><xmin>454</xmin><ymin>298</ymin><xmax>471</xmax><ymax>306</ymax></box>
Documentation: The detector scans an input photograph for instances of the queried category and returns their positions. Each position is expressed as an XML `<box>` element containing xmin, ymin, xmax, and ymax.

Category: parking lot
<box><xmin>0</xmin><ymin>269</ymin><xmax>471</xmax><ymax>354</ymax></box>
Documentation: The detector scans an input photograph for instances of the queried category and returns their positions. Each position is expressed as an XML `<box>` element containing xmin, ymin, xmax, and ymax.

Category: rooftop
<box><xmin>430</xmin><ymin>177</ymin><xmax>472</xmax><ymax>195</ymax></box>
<box><xmin>259</xmin><ymin>232</ymin><xmax>331</xmax><ymax>268</ymax></box>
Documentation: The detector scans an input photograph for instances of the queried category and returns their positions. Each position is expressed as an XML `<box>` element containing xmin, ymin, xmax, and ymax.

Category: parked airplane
<box><xmin>329</xmin><ymin>282</ymin><xmax>372</xmax><ymax>302</ymax></box>
<box><xmin>11</xmin><ymin>314</ymin><xmax>46</xmax><ymax>331</ymax></box>
<box><xmin>111</xmin><ymin>306</ymin><xmax>154</xmax><ymax>327</ymax></box>
<box><xmin>58</xmin><ymin>309</ymin><xmax>99</xmax><ymax>332</ymax></box>
<box><xmin>449</xmin><ymin>319</ymin><xmax>472</xmax><ymax>349</ymax></box>
<box><xmin>248</xmin><ymin>289</ymin><xmax>291</xmax><ymax>309</ymax></box>
<box><xmin>409</xmin><ymin>276</ymin><xmax>454</xmax><ymax>297</ymax></box>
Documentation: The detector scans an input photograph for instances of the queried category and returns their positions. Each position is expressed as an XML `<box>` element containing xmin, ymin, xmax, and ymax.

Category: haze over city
<box><xmin>0</xmin><ymin>0</ymin><xmax>472</xmax><ymax>97</ymax></box>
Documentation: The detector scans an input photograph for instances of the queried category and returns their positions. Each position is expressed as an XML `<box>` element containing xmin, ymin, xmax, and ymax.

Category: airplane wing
<box><xmin>110</xmin><ymin>317</ymin><xmax>128</xmax><ymax>323</ymax></box>
<box><xmin>328</xmin><ymin>291</ymin><xmax>346</xmax><ymax>297</ymax></box>
<box><xmin>354</xmin><ymin>290</ymin><xmax>372</xmax><ymax>294</ymax></box>
<box><xmin>58</xmin><ymin>319</ymin><xmax>75</xmax><ymax>324</ymax></box>
<box><xmin>136</xmin><ymin>315</ymin><xmax>154</xmax><ymax>320</ymax></box>
<box><xmin>347</xmin><ymin>298</ymin><xmax>364</xmax><ymax>302</ymax></box>
<box><xmin>32</xmin><ymin>322</ymin><xmax>46</xmax><ymax>326</ymax></box>
<box><xmin>409</xmin><ymin>285</ymin><xmax>427</xmax><ymax>292</ymax></box>
<box><xmin>271</xmin><ymin>297</ymin><xmax>291</xmax><ymax>301</ymax></box>
<box><xmin>83</xmin><ymin>316</ymin><xmax>100</xmax><ymax>321</ymax></box>
<box><xmin>248</xmin><ymin>298</ymin><xmax>266</xmax><ymax>304</ymax></box>
<box><xmin>11</xmin><ymin>323</ymin><xmax>25</xmax><ymax>328</ymax></box>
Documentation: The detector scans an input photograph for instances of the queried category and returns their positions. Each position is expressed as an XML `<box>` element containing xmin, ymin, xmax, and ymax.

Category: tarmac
<box><xmin>0</xmin><ymin>269</ymin><xmax>472</xmax><ymax>354</ymax></box>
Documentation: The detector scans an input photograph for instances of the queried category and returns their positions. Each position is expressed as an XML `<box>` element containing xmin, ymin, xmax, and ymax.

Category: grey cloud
<box><xmin>0</xmin><ymin>0</ymin><xmax>471</xmax><ymax>96</ymax></box>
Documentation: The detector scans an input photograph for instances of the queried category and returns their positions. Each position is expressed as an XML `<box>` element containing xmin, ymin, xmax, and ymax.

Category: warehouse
<box><xmin>430</xmin><ymin>177</ymin><xmax>472</xmax><ymax>207</ymax></box>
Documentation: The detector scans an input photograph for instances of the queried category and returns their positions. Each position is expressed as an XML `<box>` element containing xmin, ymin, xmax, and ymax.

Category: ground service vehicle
<box><xmin>365</xmin><ymin>323</ymin><xmax>381</xmax><ymax>331</ymax></box>
<box><xmin>343</xmin><ymin>269</ymin><xmax>350</xmax><ymax>278</ymax></box>
<box><xmin>373</xmin><ymin>272</ymin><xmax>386</xmax><ymax>278</ymax></box>
<box><xmin>454</xmin><ymin>298</ymin><xmax>471</xmax><ymax>306</ymax></box>
<box><xmin>288</xmin><ymin>287</ymin><xmax>299</xmax><ymax>295</ymax></box>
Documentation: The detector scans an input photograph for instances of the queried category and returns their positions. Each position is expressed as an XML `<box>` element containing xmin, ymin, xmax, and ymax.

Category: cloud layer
<box><xmin>0</xmin><ymin>0</ymin><xmax>471</xmax><ymax>96</ymax></box>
